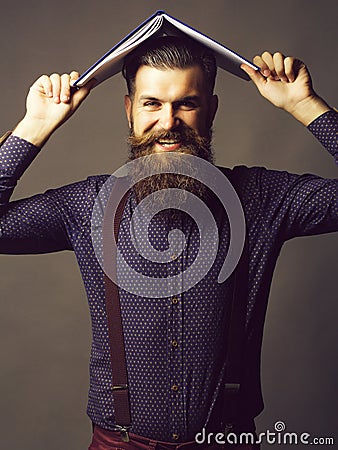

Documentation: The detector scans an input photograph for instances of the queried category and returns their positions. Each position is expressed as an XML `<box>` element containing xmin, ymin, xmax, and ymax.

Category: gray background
<box><xmin>0</xmin><ymin>0</ymin><xmax>337</xmax><ymax>448</ymax></box>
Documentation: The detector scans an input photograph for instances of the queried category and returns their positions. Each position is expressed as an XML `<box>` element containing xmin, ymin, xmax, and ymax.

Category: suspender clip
<box><xmin>112</xmin><ymin>384</ymin><xmax>128</xmax><ymax>391</ymax></box>
<box><xmin>224</xmin><ymin>382</ymin><xmax>240</xmax><ymax>392</ymax></box>
<box><xmin>116</xmin><ymin>425</ymin><xmax>130</xmax><ymax>442</ymax></box>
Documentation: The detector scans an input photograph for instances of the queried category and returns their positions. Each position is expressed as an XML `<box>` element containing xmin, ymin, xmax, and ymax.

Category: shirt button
<box><xmin>172</xmin><ymin>340</ymin><xmax>178</xmax><ymax>348</ymax></box>
<box><xmin>171</xmin><ymin>253</ymin><xmax>177</xmax><ymax>260</ymax></box>
<box><xmin>172</xmin><ymin>433</ymin><xmax>179</xmax><ymax>441</ymax></box>
<box><xmin>172</xmin><ymin>297</ymin><xmax>179</xmax><ymax>305</ymax></box>
<box><xmin>171</xmin><ymin>384</ymin><xmax>179</xmax><ymax>392</ymax></box>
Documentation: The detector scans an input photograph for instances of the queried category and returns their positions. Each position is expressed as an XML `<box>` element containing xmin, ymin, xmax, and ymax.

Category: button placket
<box><xmin>169</xmin><ymin>292</ymin><xmax>184</xmax><ymax>438</ymax></box>
<box><xmin>165</xmin><ymin>217</ymin><xmax>186</xmax><ymax>440</ymax></box>
<box><xmin>168</xmin><ymin>256</ymin><xmax>184</xmax><ymax>440</ymax></box>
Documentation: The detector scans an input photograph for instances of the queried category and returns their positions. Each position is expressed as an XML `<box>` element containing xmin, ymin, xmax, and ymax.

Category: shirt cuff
<box><xmin>0</xmin><ymin>135</ymin><xmax>40</xmax><ymax>179</ymax></box>
<box><xmin>307</xmin><ymin>110</ymin><xmax>338</xmax><ymax>158</ymax></box>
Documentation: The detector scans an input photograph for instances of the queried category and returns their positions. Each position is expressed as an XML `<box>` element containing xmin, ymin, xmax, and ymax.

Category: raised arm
<box><xmin>0</xmin><ymin>72</ymin><xmax>96</xmax><ymax>254</ymax></box>
<box><xmin>241</xmin><ymin>52</ymin><xmax>333</xmax><ymax>126</ymax></box>
<box><xmin>13</xmin><ymin>71</ymin><xmax>95</xmax><ymax>147</ymax></box>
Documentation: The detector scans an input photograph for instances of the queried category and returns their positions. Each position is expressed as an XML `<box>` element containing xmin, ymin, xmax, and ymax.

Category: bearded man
<box><xmin>0</xmin><ymin>36</ymin><xmax>337</xmax><ymax>450</ymax></box>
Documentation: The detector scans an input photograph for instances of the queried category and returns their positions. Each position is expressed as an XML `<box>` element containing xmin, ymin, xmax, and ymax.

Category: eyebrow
<box><xmin>138</xmin><ymin>96</ymin><xmax>160</xmax><ymax>102</ymax></box>
<box><xmin>138</xmin><ymin>95</ymin><xmax>202</xmax><ymax>104</ymax></box>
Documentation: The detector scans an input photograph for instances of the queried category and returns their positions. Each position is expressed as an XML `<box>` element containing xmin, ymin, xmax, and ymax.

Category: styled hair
<box><xmin>122</xmin><ymin>35</ymin><xmax>217</xmax><ymax>97</ymax></box>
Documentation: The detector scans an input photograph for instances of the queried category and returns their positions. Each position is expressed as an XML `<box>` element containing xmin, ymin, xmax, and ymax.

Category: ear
<box><xmin>208</xmin><ymin>94</ymin><xmax>218</xmax><ymax>128</ymax></box>
<box><xmin>124</xmin><ymin>95</ymin><xmax>132</xmax><ymax>128</ymax></box>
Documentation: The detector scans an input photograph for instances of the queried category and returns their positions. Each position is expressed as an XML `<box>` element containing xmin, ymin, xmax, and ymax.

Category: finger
<box><xmin>254</xmin><ymin>52</ymin><xmax>275</xmax><ymax>79</ymax></box>
<box><xmin>253</xmin><ymin>55</ymin><xmax>271</xmax><ymax>78</ymax></box>
<box><xmin>241</xmin><ymin>63</ymin><xmax>267</xmax><ymax>89</ymax></box>
<box><xmin>283</xmin><ymin>56</ymin><xmax>296</xmax><ymax>82</ymax></box>
<box><xmin>260</xmin><ymin>51</ymin><xmax>277</xmax><ymax>79</ymax></box>
<box><xmin>273</xmin><ymin>52</ymin><xmax>288</xmax><ymax>82</ymax></box>
<box><xmin>295</xmin><ymin>60</ymin><xmax>309</xmax><ymax>82</ymax></box>
<box><xmin>33</xmin><ymin>74</ymin><xmax>53</xmax><ymax>97</ymax></box>
<box><xmin>69</xmin><ymin>70</ymin><xmax>80</xmax><ymax>84</ymax></box>
<box><xmin>39</xmin><ymin>75</ymin><xmax>53</xmax><ymax>97</ymax></box>
<box><xmin>49</xmin><ymin>73</ymin><xmax>62</xmax><ymax>103</ymax></box>
<box><xmin>71</xmin><ymin>77</ymin><xmax>97</xmax><ymax>107</ymax></box>
<box><xmin>60</xmin><ymin>73</ymin><xmax>71</xmax><ymax>103</ymax></box>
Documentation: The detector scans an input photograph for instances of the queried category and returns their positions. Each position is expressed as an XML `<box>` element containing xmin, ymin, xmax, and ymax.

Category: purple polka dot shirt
<box><xmin>0</xmin><ymin>111</ymin><xmax>337</xmax><ymax>441</ymax></box>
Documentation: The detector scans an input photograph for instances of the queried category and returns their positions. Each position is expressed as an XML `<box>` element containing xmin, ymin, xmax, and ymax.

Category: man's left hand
<box><xmin>241</xmin><ymin>51</ymin><xmax>331</xmax><ymax>125</ymax></box>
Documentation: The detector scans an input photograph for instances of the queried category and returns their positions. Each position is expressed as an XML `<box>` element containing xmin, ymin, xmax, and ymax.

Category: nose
<box><xmin>158</xmin><ymin>104</ymin><xmax>180</xmax><ymax>131</ymax></box>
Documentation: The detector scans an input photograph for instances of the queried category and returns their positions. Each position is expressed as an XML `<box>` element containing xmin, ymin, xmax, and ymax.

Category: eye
<box><xmin>179</xmin><ymin>100</ymin><xmax>198</xmax><ymax>110</ymax></box>
<box><xmin>143</xmin><ymin>100</ymin><xmax>161</xmax><ymax>109</ymax></box>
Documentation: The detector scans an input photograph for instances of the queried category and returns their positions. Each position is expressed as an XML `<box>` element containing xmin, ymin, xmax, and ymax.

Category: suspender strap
<box><xmin>222</xmin><ymin>234</ymin><xmax>249</xmax><ymax>435</ymax></box>
<box><xmin>103</xmin><ymin>191</ymin><xmax>131</xmax><ymax>442</ymax></box>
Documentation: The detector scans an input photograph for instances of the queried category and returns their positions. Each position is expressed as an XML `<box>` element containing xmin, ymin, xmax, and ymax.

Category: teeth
<box><xmin>158</xmin><ymin>140</ymin><xmax>180</xmax><ymax>145</ymax></box>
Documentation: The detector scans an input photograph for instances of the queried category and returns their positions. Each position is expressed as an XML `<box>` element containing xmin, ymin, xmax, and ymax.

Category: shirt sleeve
<box><xmin>251</xmin><ymin>110</ymin><xmax>338</xmax><ymax>240</ymax></box>
<box><xmin>0</xmin><ymin>135</ymin><xmax>86</xmax><ymax>254</ymax></box>
<box><xmin>0</xmin><ymin>135</ymin><xmax>40</xmax><ymax>207</ymax></box>
<box><xmin>307</xmin><ymin>110</ymin><xmax>338</xmax><ymax>163</ymax></box>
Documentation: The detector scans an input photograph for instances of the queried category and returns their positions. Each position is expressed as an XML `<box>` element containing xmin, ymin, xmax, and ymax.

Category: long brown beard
<box><xmin>127</xmin><ymin>125</ymin><xmax>214</xmax><ymax>214</ymax></box>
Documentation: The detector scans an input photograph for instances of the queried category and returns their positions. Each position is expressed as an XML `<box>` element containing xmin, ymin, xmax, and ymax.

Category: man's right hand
<box><xmin>13</xmin><ymin>71</ymin><xmax>96</xmax><ymax>148</ymax></box>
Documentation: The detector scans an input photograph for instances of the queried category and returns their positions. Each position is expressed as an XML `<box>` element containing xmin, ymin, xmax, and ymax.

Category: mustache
<box><xmin>127</xmin><ymin>124</ymin><xmax>210</xmax><ymax>156</ymax></box>
<box><xmin>126</xmin><ymin>124</ymin><xmax>213</xmax><ymax>206</ymax></box>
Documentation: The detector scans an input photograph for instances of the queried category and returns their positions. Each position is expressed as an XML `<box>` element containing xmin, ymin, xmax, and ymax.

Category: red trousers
<box><xmin>88</xmin><ymin>425</ymin><xmax>259</xmax><ymax>450</ymax></box>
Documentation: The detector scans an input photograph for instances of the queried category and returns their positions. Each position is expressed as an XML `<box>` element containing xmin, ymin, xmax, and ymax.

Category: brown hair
<box><xmin>122</xmin><ymin>35</ymin><xmax>217</xmax><ymax>98</ymax></box>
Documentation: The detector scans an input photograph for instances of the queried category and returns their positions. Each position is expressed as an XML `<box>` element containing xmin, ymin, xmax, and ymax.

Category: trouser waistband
<box><xmin>89</xmin><ymin>424</ymin><xmax>260</xmax><ymax>450</ymax></box>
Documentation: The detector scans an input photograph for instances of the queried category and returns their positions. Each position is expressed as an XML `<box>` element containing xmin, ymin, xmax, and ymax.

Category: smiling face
<box><xmin>124</xmin><ymin>64</ymin><xmax>218</xmax><ymax>206</ymax></box>
<box><xmin>124</xmin><ymin>64</ymin><xmax>218</xmax><ymax>152</ymax></box>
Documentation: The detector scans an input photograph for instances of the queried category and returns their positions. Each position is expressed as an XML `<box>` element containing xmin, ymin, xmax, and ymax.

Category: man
<box><xmin>0</xmin><ymin>36</ymin><xmax>337</xmax><ymax>449</ymax></box>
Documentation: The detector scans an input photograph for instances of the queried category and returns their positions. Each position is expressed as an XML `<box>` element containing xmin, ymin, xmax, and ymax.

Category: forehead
<box><xmin>133</xmin><ymin>65</ymin><xmax>208</xmax><ymax>99</ymax></box>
